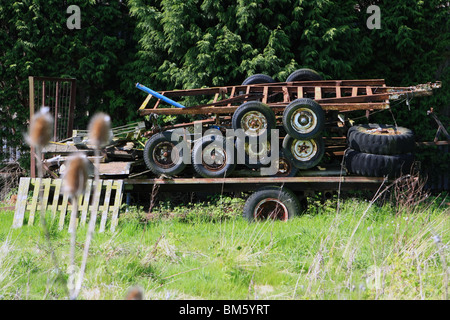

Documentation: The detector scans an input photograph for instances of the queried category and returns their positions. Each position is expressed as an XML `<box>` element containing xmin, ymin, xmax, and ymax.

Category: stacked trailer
<box><xmin>128</xmin><ymin>69</ymin><xmax>442</xmax><ymax>221</ymax></box>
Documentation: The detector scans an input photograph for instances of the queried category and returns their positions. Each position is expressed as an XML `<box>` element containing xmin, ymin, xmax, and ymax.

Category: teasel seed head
<box><xmin>63</xmin><ymin>154</ymin><xmax>89</xmax><ymax>197</ymax></box>
<box><xmin>27</xmin><ymin>106</ymin><xmax>54</xmax><ymax>148</ymax></box>
<box><xmin>88</xmin><ymin>112</ymin><xmax>112</xmax><ymax>149</ymax></box>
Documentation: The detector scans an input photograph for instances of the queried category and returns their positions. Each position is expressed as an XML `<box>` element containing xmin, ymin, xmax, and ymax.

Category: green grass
<box><xmin>0</xmin><ymin>191</ymin><xmax>448</xmax><ymax>300</ymax></box>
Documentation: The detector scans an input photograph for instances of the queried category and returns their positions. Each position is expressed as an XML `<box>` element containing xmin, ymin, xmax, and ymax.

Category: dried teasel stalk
<box><xmin>62</xmin><ymin>153</ymin><xmax>89</xmax><ymax>300</ymax></box>
<box><xmin>62</xmin><ymin>153</ymin><xmax>89</xmax><ymax>199</ymax></box>
<box><xmin>27</xmin><ymin>106</ymin><xmax>54</xmax><ymax>149</ymax></box>
<box><xmin>88</xmin><ymin>112</ymin><xmax>112</xmax><ymax>149</ymax></box>
<box><xmin>73</xmin><ymin>112</ymin><xmax>112</xmax><ymax>300</ymax></box>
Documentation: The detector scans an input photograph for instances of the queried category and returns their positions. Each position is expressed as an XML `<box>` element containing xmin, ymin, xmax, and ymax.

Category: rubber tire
<box><xmin>192</xmin><ymin>134</ymin><xmax>236</xmax><ymax>178</ymax></box>
<box><xmin>344</xmin><ymin>149</ymin><xmax>414</xmax><ymax>178</ymax></box>
<box><xmin>272</xmin><ymin>149</ymin><xmax>299</xmax><ymax>177</ymax></box>
<box><xmin>242</xmin><ymin>74</ymin><xmax>275</xmax><ymax>85</ymax></box>
<box><xmin>235</xmin><ymin>136</ymin><xmax>272</xmax><ymax>169</ymax></box>
<box><xmin>347</xmin><ymin>124</ymin><xmax>415</xmax><ymax>155</ymax></box>
<box><xmin>282</xmin><ymin>135</ymin><xmax>325</xmax><ymax>170</ymax></box>
<box><xmin>143</xmin><ymin>131</ymin><xmax>187</xmax><ymax>176</ymax></box>
<box><xmin>243</xmin><ymin>186</ymin><xmax>301</xmax><ymax>222</ymax></box>
<box><xmin>286</xmin><ymin>68</ymin><xmax>323</xmax><ymax>82</ymax></box>
<box><xmin>232</xmin><ymin>101</ymin><xmax>276</xmax><ymax>138</ymax></box>
<box><xmin>282</xmin><ymin>98</ymin><xmax>325</xmax><ymax>140</ymax></box>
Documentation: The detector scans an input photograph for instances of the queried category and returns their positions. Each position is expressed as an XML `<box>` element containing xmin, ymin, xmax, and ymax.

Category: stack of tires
<box><xmin>344</xmin><ymin>124</ymin><xmax>415</xmax><ymax>178</ymax></box>
<box><xmin>236</xmin><ymin>69</ymin><xmax>326</xmax><ymax>176</ymax></box>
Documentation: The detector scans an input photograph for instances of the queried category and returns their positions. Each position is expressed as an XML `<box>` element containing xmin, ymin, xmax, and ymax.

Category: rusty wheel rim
<box><xmin>254</xmin><ymin>198</ymin><xmax>289</xmax><ymax>221</ymax></box>
<box><xmin>291</xmin><ymin>139</ymin><xmax>318</xmax><ymax>162</ymax></box>
<box><xmin>202</xmin><ymin>143</ymin><xmax>227</xmax><ymax>172</ymax></box>
<box><xmin>241</xmin><ymin>111</ymin><xmax>268</xmax><ymax>136</ymax></box>
<box><xmin>275</xmin><ymin>157</ymin><xmax>292</xmax><ymax>176</ymax></box>
<box><xmin>152</xmin><ymin>141</ymin><xmax>179</xmax><ymax>169</ymax></box>
<box><xmin>291</xmin><ymin>108</ymin><xmax>317</xmax><ymax>134</ymax></box>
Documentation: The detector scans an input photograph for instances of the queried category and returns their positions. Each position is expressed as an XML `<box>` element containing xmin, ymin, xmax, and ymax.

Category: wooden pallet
<box><xmin>13</xmin><ymin>178</ymin><xmax>124</xmax><ymax>232</ymax></box>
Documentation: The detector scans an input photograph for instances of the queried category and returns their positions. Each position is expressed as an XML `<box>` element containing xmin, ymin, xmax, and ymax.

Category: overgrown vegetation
<box><xmin>1</xmin><ymin>0</ymin><xmax>449</xmax><ymax>179</ymax></box>
<box><xmin>0</xmin><ymin>188</ymin><xmax>448</xmax><ymax>300</ymax></box>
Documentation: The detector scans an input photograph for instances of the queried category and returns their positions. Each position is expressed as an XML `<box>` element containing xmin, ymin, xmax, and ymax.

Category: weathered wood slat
<box><xmin>110</xmin><ymin>180</ymin><xmax>124</xmax><ymax>232</ymax></box>
<box><xmin>13</xmin><ymin>178</ymin><xmax>124</xmax><ymax>232</ymax></box>
<box><xmin>80</xmin><ymin>179</ymin><xmax>93</xmax><ymax>227</ymax></box>
<box><xmin>12</xmin><ymin>177</ymin><xmax>31</xmax><ymax>228</ymax></box>
<box><xmin>28</xmin><ymin>179</ymin><xmax>42</xmax><ymax>226</ymax></box>
<box><xmin>51</xmin><ymin>179</ymin><xmax>62</xmax><ymax>220</ymax></box>
<box><xmin>99</xmin><ymin>180</ymin><xmax>113</xmax><ymax>232</ymax></box>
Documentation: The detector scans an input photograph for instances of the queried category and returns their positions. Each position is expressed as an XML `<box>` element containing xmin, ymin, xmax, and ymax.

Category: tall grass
<box><xmin>0</xmin><ymin>187</ymin><xmax>448</xmax><ymax>300</ymax></box>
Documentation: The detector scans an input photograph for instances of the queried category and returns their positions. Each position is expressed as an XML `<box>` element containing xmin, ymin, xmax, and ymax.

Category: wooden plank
<box><xmin>366</xmin><ymin>86</ymin><xmax>373</xmax><ymax>96</ymax></box>
<box><xmin>99</xmin><ymin>180</ymin><xmax>113</xmax><ymax>233</ymax></box>
<box><xmin>336</xmin><ymin>84</ymin><xmax>341</xmax><ymax>98</ymax></box>
<box><xmin>227</xmin><ymin>87</ymin><xmax>236</xmax><ymax>107</ymax></box>
<box><xmin>282</xmin><ymin>87</ymin><xmax>290</xmax><ymax>103</ymax></box>
<box><xmin>297</xmin><ymin>87</ymin><xmax>303</xmax><ymax>99</ymax></box>
<box><xmin>80</xmin><ymin>179</ymin><xmax>93</xmax><ymax>227</ymax></box>
<box><xmin>89</xmin><ymin>180</ymin><xmax>103</xmax><ymax>226</ymax></box>
<box><xmin>315</xmin><ymin>87</ymin><xmax>322</xmax><ymax>100</ymax></box>
<box><xmin>352</xmin><ymin>87</ymin><xmax>358</xmax><ymax>97</ymax></box>
<box><xmin>262</xmin><ymin>86</ymin><xmax>269</xmax><ymax>104</ymax></box>
<box><xmin>28</xmin><ymin>178</ymin><xmax>42</xmax><ymax>226</ymax></box>
<box><xmin>12</xmin><ymin>178</ymin><xmax>31</xmax><ymax>228</ymax></box>
<box><xmin>51</xmin><ymin>179</ymin><xmax>62</xmax><ymax>220</ymax></box>
<box><xmin>110</xmin><ymin>180</ymin><xmax>124</xmax><ymax>232</ymax></box>
<box><xmin>58</xmin><ymin>192</ymin><xmax>69</xmax><ymax>231</ymax></box>
<box><xmin>40</xmin><ymin>178</ymin><xmax>51</xmax><ymax>214</ymax></box>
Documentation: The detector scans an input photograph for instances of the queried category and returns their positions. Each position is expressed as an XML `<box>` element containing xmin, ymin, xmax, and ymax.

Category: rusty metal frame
<box><xmin>137</xmin><ymin>79</ymin><xmax>441</xmax><ymax>117</ymax></box>
<box><xmin>123</xmin><ymin>176</ymin><xmax>386</xmax><ymax>193</ymax></box>
<box><xmin>29</xmin><ymin>76</ymin><xmax>76</xmax><ymax>178</ymax></box>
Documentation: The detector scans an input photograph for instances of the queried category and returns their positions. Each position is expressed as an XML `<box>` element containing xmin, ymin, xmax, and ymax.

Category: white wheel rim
<box><xmin>241</xmin><ymin>111</ymin><xmax>268</xmax><ymax>136</ymax></box>
<box><xmin>291</xmin><ymin>108</ymin><xmax>317</xmax><ymax>134</ymax></box>
<box><xmin>291</xmin><ymin>139</ymin><xmax>318</xmax><ymax>162</ymax></box>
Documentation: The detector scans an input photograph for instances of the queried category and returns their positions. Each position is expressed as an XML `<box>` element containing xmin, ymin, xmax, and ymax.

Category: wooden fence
<box><xmin>13</xmin><ymin>178</ymin><xmax>123</xmax><ymax>232</ymax></box>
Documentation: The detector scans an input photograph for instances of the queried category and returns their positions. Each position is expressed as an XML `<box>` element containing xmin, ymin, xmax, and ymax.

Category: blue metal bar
<box><xmin>136</xmin><ymin>83</ymin><xmax>186</xmax><ymax>109</ymax></box>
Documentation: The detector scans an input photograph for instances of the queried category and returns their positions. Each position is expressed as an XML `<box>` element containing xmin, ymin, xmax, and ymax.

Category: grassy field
<box><xmin>0</xmin><ymin>187</ymin><xmax>448</xmax><ymax>300</ymax></box>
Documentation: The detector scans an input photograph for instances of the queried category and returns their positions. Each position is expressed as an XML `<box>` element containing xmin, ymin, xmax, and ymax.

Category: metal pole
<box><xmin>136</xmin><ymin>83</ymin><xmax>186</xmax><ymax>109</ymax></box>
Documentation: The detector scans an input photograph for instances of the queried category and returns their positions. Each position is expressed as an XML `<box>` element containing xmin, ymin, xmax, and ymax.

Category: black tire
<box><xmin>272</xmin><ymin>149</ymin><xmax>299</xmax><ymax>177</ymax></box>
<box><xmin>192</xmin><ymin>134</ymin><xmax>236</xmax><ymax>178</ymax></box>
<box><xmin>282</xmin><ymin>135</ymin><xmax>325</xmax><ymax>170</ymax></box>
<box><xmin>344</xmin><ymin>149</ymin><xmax>414</xmax><ymax>178</ymax></box>
<box><xmin>235</xmin><ymin>136</ymin><xmax>272</xmax><ymax>169</ymax></box>
<box><xmin>282</xmin><ymin>98</ymin><xmax>325</xmax><ymax>140</ymax></box>
<box><xmin>243</xmin><ymin>186</ymin><xmax>301</xmax><ymax>222</ymax></box>
<box><xmin>347</xmin><ymin>124</ymin><xmax>415</xmax><ymax>155</ymax></box>
<box><xmin>286</xmin><ymin>68</ymin><xmax>323</xmax><ymax>82</ymax></box>
<box><xmin>143</xmin><ymin>131</ymin><xmax>187</xmax><ymax>176</ymax></box>
<box><xmin>242</xmin><ymin>74</ymin><xmax>275</xmax><ymax>85</ymax></box>
<box><xmin>232</xmin><ymin>101</ymin><xmax>276</xmax><ymax>138</ymax></box>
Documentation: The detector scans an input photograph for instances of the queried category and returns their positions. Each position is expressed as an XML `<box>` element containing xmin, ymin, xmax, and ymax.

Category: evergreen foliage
<box><xmin>1</xmin><ymin>0</ymin><xmax>448</xmax><ymax>178</ymax></box>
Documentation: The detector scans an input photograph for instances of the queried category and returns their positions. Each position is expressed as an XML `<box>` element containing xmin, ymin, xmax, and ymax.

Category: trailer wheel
<box><xmin>286</xmin><ymin>68</ymin><xmax>323</xmax><ymax>82</ymax></box>
<box><xmin>192</xmin><ymin>134</ymin><xmax>236</xmax><ymax>178</ymax></box>
<box><xmin>282</xmin><ymin>98</ymin><xmax>325</xmax><ymax>140</ymax></box>
<box><xmin>232</xmin><ymin>101</ymin><xmax>276</xmax><ymax>138</ymax></box>
<box><xmin>282</xmin><ymin>135</ymin><xmax>325</xmax><ymax>170</ymax></box>
<box><xmin>143</xmin><ymin>132</ymin><xmax>187</xmax><ymax>176</ymax></box>
<box><xmin>344</xmin><ymin>149</ymin><xmax>414</xmax><ymax>178</ymax></box>
<box><xmin>272</xmin><ymin>149</ymin><xmax>298</xmax><ymax>177</ymax></box>
<box><xmin>347</xmin><ymin>124</ymin><xmax>415</xmax><ymax>155</ymax></box>
<box><xmin>235</xmin><ymin>137</ymin><xmax>271</xmax><ymax>169</ymax></box>
<box><xmin>242</xmin><ymin>74</ymin><xmax>275</xmax><ymax>85</ymax></box>
<box><xmin>243</xmin><ymin>186</ymin><xmax>301</xmax><ymax>222</ymax></box>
